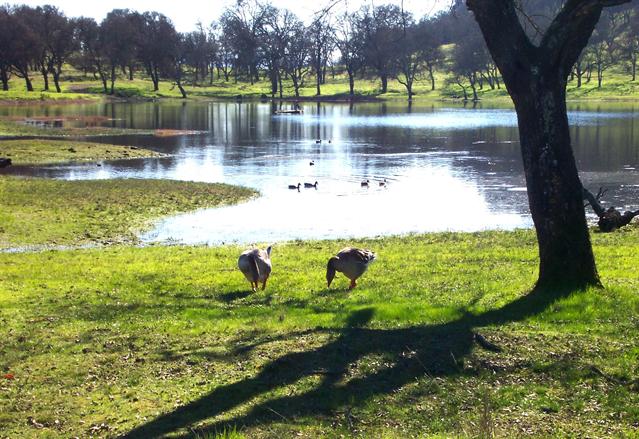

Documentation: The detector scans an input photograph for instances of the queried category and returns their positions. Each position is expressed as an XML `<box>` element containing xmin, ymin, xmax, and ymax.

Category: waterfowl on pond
<box><xmin>379</xmin><ymin>179</ymin><xmax>387</xmax><ymax>187</ymax></box>
<box><xmin>326</xmin><ymin>247</ymin><xmax>376</xmax><ymax>290</ymax></box>
<box><xmin>304</xmin><ymin>181</ymin><xmax>318</xmax><ymax>188</ymax></box>
<box><xmin>316</xmin><ymin>139</ymin><xmax>322</xmax><ymax>144</ymax></box>
<box><xmin>309</xmin><ymin>160</ymin><xmax>315</xmax><ymax>166</ymax></box>
<box><xmin>238</xmin><ymin>246</ymin><xmax>272</xmax><ymax>292</ymax></box>
<box><xmin>289</xmin><ymin>183</ymin><xmax>301</xmax><ymax>190</ymax></box>
<box><xmin>361</xmin><ymin>180</ymin><xmax>370</xmax><ymax>187</ymax></box>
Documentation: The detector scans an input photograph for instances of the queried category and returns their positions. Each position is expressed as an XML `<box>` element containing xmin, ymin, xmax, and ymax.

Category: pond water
<box><xmin>1</xmin><ymin>100</ymin><xmax>638</xmax><ymax>245</ymax></box>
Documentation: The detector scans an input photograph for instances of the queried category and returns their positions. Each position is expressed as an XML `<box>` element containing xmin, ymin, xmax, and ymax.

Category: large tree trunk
<box><xmin>514</xmin><ymin>75</ymin><xmax>599</xmax><ymax>288</ymax></box>
<box><xmin>110</xmin><ymin>65</ymin><xmax>116</xmax><ymax>95</ymax></box>
<box><xmin>53</xmin><ymin>69</ymin><xmax>61</xmax><ymax>93</ymax></box>
<box><xmin>428</xmin><ymin>65</ymin><xmax>435</xmax><ymax>90</ymax></box>
<box><xmin>176</xmin><ymin>79</ymin><xmax>187</xmax><ymax>99</ymax></box>
<box><xmin>24</xmin><ymin>74</ymin><xmax>33</xmax><ymax>92</ymax></box>
<box><xmin>0</xmin><ymin>67</ymin><xmax>8</xmax><ymax>91</ymax></box>
<box><xmin>41</xmin><ymin>68</ymin><xmax>49</xmax><ymax>91</ymax></box>
<box><xmin>465</xmin><ymin>0</ymin><xmax>626</xmax><ymax>290</ymax></box>
<box><xmin>380</xmin><ymin>74</ymin><xmax>388</xmax><ymax>93</ymax></box>
<box><xmin>348</xmin><ymin>70</ymin><xmax>355</xmax><ymax>97</ymax></box>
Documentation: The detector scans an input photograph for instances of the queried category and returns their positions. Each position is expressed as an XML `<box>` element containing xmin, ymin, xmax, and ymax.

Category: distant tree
<box><xmin>586</xmin><ymin>10</ymin><xmax>623</xmax><ymax>87</ymax></box>
<box><xmin>356</xmin><ymin>5</ymin><xmax>405</xmax><ymax>93</ymax></box>
<box><xmin>416</xmin><ymin>19</ymin><xmax>444</xmax><ymax>91</ymax></box>
<box><xmin>14</xmin><ymin>6</ymin><xmax>76</xmax><ymax>93</ymax></box>
<box><xmin>335</xmin><ymin>11</ymin><xmax>365</xmax><ymax>97</ymax></box>
<box><xmin>393</xmin><ymin>12</ymin><xmax>423</xmax><ymax>100</ymax></box>
<box><xmin>138</xmin><ymin>12</ymin><xmax>177</xmax><ymax>91</ymax></box>
<box><xmin>309</xmin><ymin>16</ymin><xmax>334</xmax><ymax>96</ymax></box>
<box><xmin>12</xmin><ymin>6</ymin><xmax>50</xmax><ymax>91</ymax></box>
<box><xmin>214</xmin><ymin>27</ymin><xmax>236</xmax><ymax>82</ymax></box>
<box><xmin>6</xmin><ymin>6</ymin><xmax>39</xmax><ymax>91</ymax></box>
<box><xmin>101</xmin><ymin>10</ymin><xmax>140</xmax><ymax>94</ymax></box>
<box><xmin>75</xmin><ymin>17</ymin><xmax>109</xmax><ymax>93</ymax></box>
<box><xmin>168</xmin><ymin>33</ymin><xmax>188</xmax><ymax>98</ymax></box>
<box><xmin>0</xmin><ymin>7</ymin><xmax>14</xmax><ymax>90</ymax></box>
<box><xmin>262</xmin><ymin>8</ymin><xmax>299</xmax><ymax>97</ymax></box>
<box><xmin>449</xmin><ymin>31</ymin><xmax>488</xmax><ymax>101</ymax></box>
<box><xmin>219</xmin><ymin>0</ymin><xmax>271</xmax><ymax>84</ymax></box>
<box><xmin>281</xmin><ymin>18</ymin><xmax>311</xmax><ymax>98</ymax></box>
<box><xmin>618</xmin><ymin>7</ymin><xmax>639</xmax><ymax>80</ymax></box>
<box><xmin>185</xmin><ymin>23</ymin><xmax>216</xmax><ymax>84</ymax></box>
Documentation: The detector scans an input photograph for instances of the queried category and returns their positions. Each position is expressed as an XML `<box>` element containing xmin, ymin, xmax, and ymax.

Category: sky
<box><xmin>7</xmin><ymin>0</ymin><xmax>448</xmax><ymax>31</ymax></box>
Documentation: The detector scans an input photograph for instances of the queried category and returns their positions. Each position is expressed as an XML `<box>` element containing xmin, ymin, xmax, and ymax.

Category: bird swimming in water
<box><xmin>379</xmin><ymin>178</ymin><xmax>387</xmax><ymax>187</ymax></box>
<box><xmin>310</xmin><ymin>160</ymin><xmax>315</xmax><ymax>166</ymax></box>
<box><xmin>361</xmin><ymin>180</ymin><xmax>370</xmax><ymax>187</ymax></box>
<box><xmin>238</xmin><ymin>246</ymin><xmax>272</xmax><ymax>292</ymax></box>
<box><xmin>326</xmin><ymin>247</ymin><xmax>376</xmax><ymax>290</ymax></box>
<box><xmin>304</xmin><ymin>181</ymin><xmax>318</xmax><ymax>188</ymax></box>
<box><xmin>288</xmin><ymin>183</ymin><xmax>301</xmax><ymax>190</ymax></box>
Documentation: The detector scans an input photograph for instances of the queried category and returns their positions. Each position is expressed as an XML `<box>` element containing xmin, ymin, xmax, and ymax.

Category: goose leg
<box><xmin>262</xmin><ymin>276</ymin><xmax>268</xmax><ymax>291</ymax></box>
<box><xmin>349</xmin><ymin>279</ymin><xmax>357</xmax><ymax>290</ymax></box>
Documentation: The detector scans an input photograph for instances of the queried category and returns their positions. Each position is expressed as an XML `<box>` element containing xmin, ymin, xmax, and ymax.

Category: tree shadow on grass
<box><xmin>122</xmin><ymin>285</ymin><xmax>574</xmax><ymax>438</ymax></box>
<box><xmin>218</xmin><ymin>290</ymin><xmax>253</xmax><ymax>303</ymax></box>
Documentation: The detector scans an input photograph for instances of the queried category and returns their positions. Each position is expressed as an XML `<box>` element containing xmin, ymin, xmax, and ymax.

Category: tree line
<box><xmin>1</xmin><ymin>1</ymin><xmax>638</xmax><ymax>99</ymax></box>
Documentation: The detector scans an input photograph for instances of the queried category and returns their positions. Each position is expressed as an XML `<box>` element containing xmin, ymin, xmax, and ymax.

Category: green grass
<box><xmin>0</xmin><ymin>139</ymin><xmax>163</xmax><ymax>165</ymax></box>
<box><xmin>1</xmin><ymin>227</ymin><xmax>639</xmax><ymax>437</ymax></box>
<box><xmin>0</xmin><ymin>177</ymin><xmax>257</xmax><ymax>248</ymax></box>
<box><xmin>5</xmin><ymin>65</ymin><xmax>639</xmax><ymax>105</ymax></box>
<box><xmin>0</xmin><ymin>118</ymin><xmax>157</xmax><ymax>138</ymax></box>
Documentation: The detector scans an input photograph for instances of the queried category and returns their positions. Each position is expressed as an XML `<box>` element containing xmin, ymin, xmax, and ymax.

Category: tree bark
<box><xmin>0</xmin><ymin>68</ymin><xmax>8</xmax><ymax>91</ymax></box>
<box><xmin>380</xmin><ymin>74</ymin><xmax>388</xmax><ymax>93</ymax></box>
<box><xmin>41</xmin><ymin>68</ymin><xmax>49</xmax><ymax>91</ymax></box>
<box><xmin>348</xmin><ymin>70</ymin><xmax>355</xmax><ymax>97</ymax></box>
<box><xmin>24</xmin><ymin>75</ymin><xmax>33</xmax><ymax>92</ymax></box>
<box><xmin>53</xmin><ymin>69</ymin><xmax>61</xmax><ymax>93</ymax></box>
<box><xmin>110</xmin><ymin>65</ymin><xmax>116</xmax><ymax>95</ymax></box>
<box><xmin>465</xmin><ymin>0</ymin><xmax>629</xmax><ymax>290</ymax></box>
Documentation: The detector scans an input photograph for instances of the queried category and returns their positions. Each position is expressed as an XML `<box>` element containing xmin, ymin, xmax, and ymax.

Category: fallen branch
<box><xmin>583</xmin><ymin>187</ymin><xmax>639</xmax><ymax>232</ymax></box>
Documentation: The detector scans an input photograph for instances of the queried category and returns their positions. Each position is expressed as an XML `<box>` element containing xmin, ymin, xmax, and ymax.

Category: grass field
<box><xmin>4</xmin><ymin>65</ymin><xmax>639</xmax><ymax>105</ymax></box>
<box><xmin>1</xmin><ymin>228</ymin><xmax>639</xmax><ymax>437</ymax></box>
<box><xmin>0</xmin><ymin>139</ymin><xmax>162</xmax><ymax>165</ymax></box>
<box><xmin>0</xmin><ymin>177</ymin><xmax>257</xmax><ymax>249</ymax></box>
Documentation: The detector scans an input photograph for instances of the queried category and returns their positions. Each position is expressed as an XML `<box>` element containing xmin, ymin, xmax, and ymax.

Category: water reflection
<box><xmin>1</xmin><ymin>101</ymin><xmax>638</xmax><ymax>244</ymax></box>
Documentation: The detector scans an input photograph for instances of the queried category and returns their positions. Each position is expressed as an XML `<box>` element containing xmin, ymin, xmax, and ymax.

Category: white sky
<box><xmin>7</xmin><ymin>0</ymin><xmax>447</xmax><ymax>31</ymax></box>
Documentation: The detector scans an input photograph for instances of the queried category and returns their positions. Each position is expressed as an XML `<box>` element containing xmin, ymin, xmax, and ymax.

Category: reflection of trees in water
<box><xmin>2</xmin><ymin>101</ymin><xmax>637</xmax><ymax>189</ymax></box>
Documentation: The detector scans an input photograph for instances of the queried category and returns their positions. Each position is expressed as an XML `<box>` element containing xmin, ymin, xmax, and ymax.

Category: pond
<box><xmin>1</xmin><ymin>100</ymin><xmax>638</xmax><ymax>245</ymax></box>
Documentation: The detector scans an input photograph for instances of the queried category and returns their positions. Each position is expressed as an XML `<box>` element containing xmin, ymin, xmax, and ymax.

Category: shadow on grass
<box><xmin>122</xmin><ymin>285</ymin><xmax>575</xmax><ymax>438</ymax></box>
<box><xmin>218</xmin><ymin>290</ymin><xmax>253</xmax><ymax>303</ymax></box>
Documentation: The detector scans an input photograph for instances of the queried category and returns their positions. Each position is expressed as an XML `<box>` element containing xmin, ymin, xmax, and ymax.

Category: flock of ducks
<box><xmin>289</xmin><ymin>178</ymin><xmax>387</xmax><ymax>191</ymax></box>
<box><xmin>238</xmin><ymin>246</ymin><xmax>376</xmax><ymax>292</ymax></box>
<box><xmin>286</xmin><ymin>140</ymin><xmax>388</xmax><ymax>191</ymax></box>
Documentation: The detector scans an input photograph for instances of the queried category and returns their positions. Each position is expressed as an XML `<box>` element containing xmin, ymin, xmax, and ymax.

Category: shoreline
<box><xmin>3</xmin><ymin>90</ymin><xmax>639</xmax><ymax>107</ymax></box>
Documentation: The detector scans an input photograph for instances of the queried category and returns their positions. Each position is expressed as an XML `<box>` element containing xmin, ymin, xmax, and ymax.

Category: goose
<box><xmin>315</xmin><ymin>139</ymin><xmax>322</xmax><ymax>144</ymax></box>
<box><xmin>309</xmin><ymin>160</ymin><xmax>315</xmax><ymax>166</ymax></box>
<box><xmin>361</xmin><ymin>179</ymin><xmax>370</xmax><ymax>187</ymax></box>
<box><xmin>326</xmin><ymin>247</ymin><xmax>376</xmax><ymax>290</ymax></box>
<box><xmin>238</xmin><ymin>246</ymin><xmax>272</xmax><ymax>292</ymax></box>
<box><xmin>379</xmin><ymin>179</ymin><xmax>387</xmax><ymax>187</ymax></box>
<box><xmin>304</xmin><ymin>181</ymin><xmax>318</xmax><ymax>188</ymax></box>
<box><xmin>288</xmin><ymin>183</ymin><xmax>301</xmax><ymax>190</ymax></box>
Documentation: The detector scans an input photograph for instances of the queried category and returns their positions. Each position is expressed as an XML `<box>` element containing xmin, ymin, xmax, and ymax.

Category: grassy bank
<box><xmin>4</xmin><ymin>66</ymin><xmax>639</xmax><ymax>105</ymax></box>
<box><xmin>1</xmin><ymin>228</ymin><xmax>639</xmax><ymax>437</ymax></box>
<box><xmin>0</xmin><ymin>139</ymin><xmax>162</xmax><ymax>165</ymax></box>
<box><xmin>0</xmin><ymin>177</ymin><xmax>257</xmax><ymax>248</ymax></box>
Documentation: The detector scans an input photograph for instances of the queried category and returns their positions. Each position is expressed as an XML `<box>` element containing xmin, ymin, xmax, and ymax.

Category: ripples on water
<box><xmin>1</xmin><ymin>101</ymin><xmax>638</xmax><ymax>245</ymax></box>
